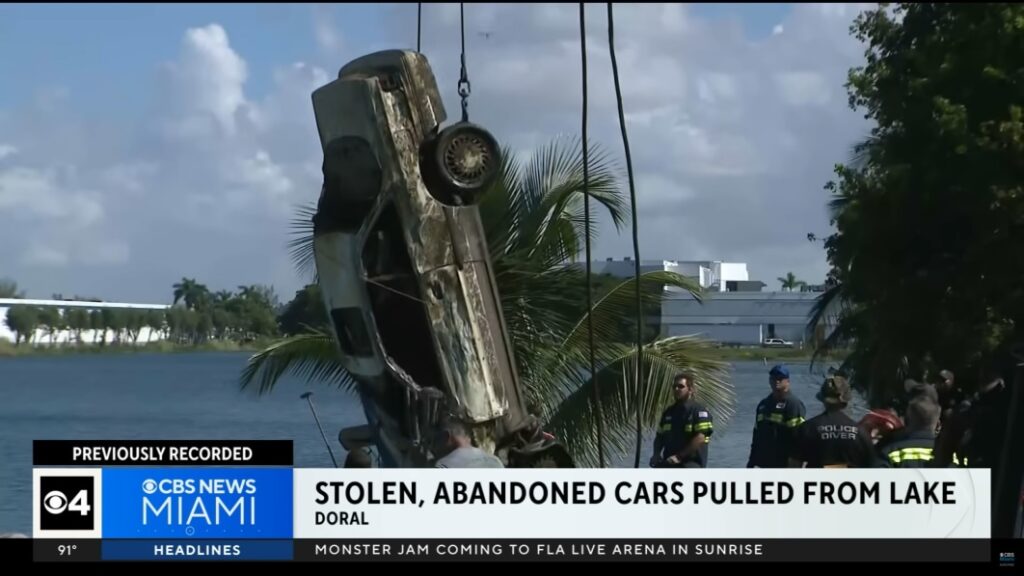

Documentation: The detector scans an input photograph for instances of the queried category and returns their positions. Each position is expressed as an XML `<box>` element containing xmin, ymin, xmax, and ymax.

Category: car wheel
<box><xmin>420</xmin><ymin>122</ymin><xmax>500</xmax><ymax>206</ymax></box>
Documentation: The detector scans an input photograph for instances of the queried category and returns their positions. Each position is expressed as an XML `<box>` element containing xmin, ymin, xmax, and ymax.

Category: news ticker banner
<box><xmin>32</xmin><ymin>440</ymin><xmax>994</xmax><ymax>563</ymax></box>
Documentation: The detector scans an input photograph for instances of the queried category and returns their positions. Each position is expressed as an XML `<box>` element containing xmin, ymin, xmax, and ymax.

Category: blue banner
<box><xmin>102</xmin><ymin>539</ymin><xmax>293</xmax><ymax>561</ymax></box>
<box><xmin>102</xmin><ymin>468</ymin><xmax>293</xmax><ymax>538</ymax></box>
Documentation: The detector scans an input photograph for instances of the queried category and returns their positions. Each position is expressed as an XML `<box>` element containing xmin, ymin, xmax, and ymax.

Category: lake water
<box><xmin>0</xmin><ymin>352</ymin><xmax>857</xmax><ymax>533</ymax></box>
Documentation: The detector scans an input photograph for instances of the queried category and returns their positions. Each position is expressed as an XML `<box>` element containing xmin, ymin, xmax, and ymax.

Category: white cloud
<box><xmin>80</xmin><ymin>241</ymin><xmax>131</xmax><ymax>266</ymax></box>
<box><xmin>313</xmin><ymin>4</ymin><xmax>342</xmax><ymax>53</ymax></box>
<box><xmin>775</xmin><ymin>71</ymin><xmax>832</xmax><ymax>106</ymax></box>
<box><xmin>0</xmin><ymin>144</ymin><xmax>17</xmax><ymax>160</ymax></box>
<box><xmin>23</xmin><ymin>244</ymin><xmax>69</xmax><ymax>267</ymax></box>
<box><xmin>372</xmin><ymin>2</ymin><xmax>871</xmax><ymax>283</ymax></box>
<box><xmin>0</xmin><ymin>3</ymin><xmax>877</xmax><ymax>300</ymax></box>
<box><xmin>162</xmin><ymin>24</ymin><xmax>252</xmax><ymax>138</ymax></box>
<box><xmin>101</xmin><ymin>162</ymin><xmax>159</xmax><ymax>193</ymax></box>
<box><xmin>0</xmin><ymin>166</ymin><xmax>103</xmax><ymax>226</ymax></box>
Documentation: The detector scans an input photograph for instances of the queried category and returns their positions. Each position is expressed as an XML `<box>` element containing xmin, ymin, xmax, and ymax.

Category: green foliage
<box><xmin>777</xmin><ymin>272</ymin><xmax>806</xmax><ymax>292</ymax></box>
<box><xmin>811</xmin><ymin>3</ymin><xmax>1024</xmax><ymax>404</ymax></box>
<box><xmin>4</xmin><ymin>305</ymin><xmax>39</xmax><ymax>345</ymax></box>
<box><xmin>277</xmin><ymin>284</ymin><xmax>329</xmax><ymax>336</ymax></box>
<box><xmin>240</xmin><ymin>136</ymin><xmax>736</xmax><ymax>467</ymax></box>
<box><xmin>0</xmin><ymin>278</ymin><xmax>25</xmax><ymax>299</ymax></box>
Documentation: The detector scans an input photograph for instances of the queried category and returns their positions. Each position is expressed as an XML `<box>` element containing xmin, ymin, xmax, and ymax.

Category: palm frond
<box><xmin>239</xmin><ymin>330</ymin><xmax>356</xmax><ymax>396</ymax></box>
<box><xmin>559</xmin><ymin>270</ymin><xmax>702</xmax><ymax>358</ymax></box>
<box><xmin>510</xmin><ymin>135</ymin><xmax>627</xmax><ymax>260</ymax></box>
<box><xmin>805</xmin><ymin>283</ymin><xmax>843</xmax><ymax>341</ymax></box>
<box><xmin>478</xmin><ymin>145</ymin><xmax>526</xmax><ymax>259</ymax></box>
<box><xmin>541</xmin><ymin>336</ymin><xmax>733</xmax><ymax>468</ymax></box>
<box><xmin>288</xmin><ymin>202</ymin><xmax>318</xmax><ymax>282</ymax></box>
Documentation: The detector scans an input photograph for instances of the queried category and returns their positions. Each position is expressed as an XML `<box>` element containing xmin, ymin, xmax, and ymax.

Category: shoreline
<box><xmin>0</xmin><ymin>340</ymin><xmax>269</xmax><ymax>358</ymax></box>
<box><xmin>1</xmin><ymin>339</ymin><xmax>847</xmax><ymax>363</ymax></box>
<box><xmin>703</xmin><ymin>347</ymin><xmax>848</xmax><ymax>363</ymax></box>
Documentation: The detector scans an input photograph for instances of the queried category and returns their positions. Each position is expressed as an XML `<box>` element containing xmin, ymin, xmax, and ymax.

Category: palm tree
<box><xmin>239</xmin><ymin>136</ymin><xmax>736</xmax><ymax>467</ymax></box>
<box><xmin>172</xmin><ymin>278</ymin><xmax>210</xmax><ymax>310</ymax></box>
<box><xmin>777</xmin><ymin>272</ymin><xmax>806</xmax><ymax>292</ymax></box>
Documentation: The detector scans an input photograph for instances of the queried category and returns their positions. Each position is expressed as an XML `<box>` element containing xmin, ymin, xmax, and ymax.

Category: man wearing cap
<box><xmin>791</xmin><ymin>375</ymin><xmax>875</xmax><ymax>468</ymax></box>
<box><xmin>650</xmin><ymin>373</ymin><xmax>714</xmax><ymax>468</ymax></box>
<box><xmin>745</xmin><ymin>364</ymin><xmax>806</xmax><ymax>468</ymax></box>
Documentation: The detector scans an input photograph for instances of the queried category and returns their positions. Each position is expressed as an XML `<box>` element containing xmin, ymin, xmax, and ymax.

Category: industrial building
<box><xmin>660</xmin><ymin>290</ymin><xmax>820</xmax><ymax>346</ymax></box>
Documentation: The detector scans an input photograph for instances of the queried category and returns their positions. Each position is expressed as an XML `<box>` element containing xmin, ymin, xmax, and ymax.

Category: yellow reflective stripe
<box><xmin>785</xmin><ymin>416</ymin><xmax>805</xmax><ymax>428</ymax></box>
<box><xmin>768</xmin><ymin>413</ymin><xmax>784</xmax><ymax>424</ymax></box>
<box><xmin>888</xmin><ymin>449</ymin><xmax>934</xmax><ymax>464</ymax></box>
<box><xmin>952</xmin><ymin>453</ymin><xmax>969</xmax><ymax>466</ymax></box>
<box><xmin>694</xmin><ymin>422</ymin><xmax>713</xmax><ymax>432</ymax></box>
<box><xmin>756</xmin><ymin>414</ymin><xmax>765</xmax><ymax>422</ymax></box>
<box><xmin>658</xmin><ymin>423</ymin><xmax>671</xmax><ymax>433</ymax></box>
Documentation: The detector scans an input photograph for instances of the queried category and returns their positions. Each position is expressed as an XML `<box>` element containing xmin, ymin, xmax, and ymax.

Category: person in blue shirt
<box><xmin>746</xmin><ymin>364</ymin><xmax>806</xmax><ymax>467</ymax></box>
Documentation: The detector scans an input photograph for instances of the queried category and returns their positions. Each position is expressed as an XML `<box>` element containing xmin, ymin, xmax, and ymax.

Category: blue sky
<box><xmin>0</xmin><ymin>3</ymin><xmax>870</xmax><ymax>303</ymax></box>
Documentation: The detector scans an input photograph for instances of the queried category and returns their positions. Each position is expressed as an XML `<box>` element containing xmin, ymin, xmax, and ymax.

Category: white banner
<box><xmin>293</xmin><ymin>468</ymin><xmax>991</xmax><ymax>539</ymax></box>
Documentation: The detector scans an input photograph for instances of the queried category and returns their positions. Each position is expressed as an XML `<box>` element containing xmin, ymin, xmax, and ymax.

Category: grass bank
<box><xmin>1</xmin><ymin>338</ymin><xmax>848</xmax><ymax>364</ymax></box>
<box><xmin>0</xmin><ymin>339</ymin><xmax>273</xmax><ymax>358</ymax></box>
<box><xmin>704</xmin><ymin>346</ymin><xmax>848</xmax><ymax>363</ymax></box>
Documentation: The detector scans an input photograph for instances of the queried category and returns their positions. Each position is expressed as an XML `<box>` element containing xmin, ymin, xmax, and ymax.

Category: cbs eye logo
<box><xmin>39</xmin><ymin>476</ymin><xmax>94</xmax><ymax>530</ymax></box>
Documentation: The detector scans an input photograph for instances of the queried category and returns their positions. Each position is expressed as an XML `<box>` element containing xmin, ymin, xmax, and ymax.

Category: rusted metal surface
<box><xmin>311</xmin><ymin>50</ymin><xmax>531</xmax><ymax>464</ymax></box>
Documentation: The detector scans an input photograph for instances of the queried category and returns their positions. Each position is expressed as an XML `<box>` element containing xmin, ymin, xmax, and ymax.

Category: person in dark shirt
<box><xmin>934</xmin><ymin>369</ymin><xmax>965</xmax><ymax>431</ymax></box>
<box><xmin>746</xmin><ymin>364</ymin><xmax>806</xmax><ymax>468</ymax></box>
<box><xmin>879</xmin><ymin>391</ymin><xmax>941</xmax><ymax>468</ymax></box>
<box><xmin>650</xmin><ymin>373</ymin><xmax>714</xmax><ymax>468</ymax></box>
<box><xmin>792</xmin><ymin>375</ymin><xmax>875</xmax><ymax>468</ymax></box>
<box><xmin>936</xmin><ymin>370</ymin><xmax>1008</xmax><ymax>468</ymax></box>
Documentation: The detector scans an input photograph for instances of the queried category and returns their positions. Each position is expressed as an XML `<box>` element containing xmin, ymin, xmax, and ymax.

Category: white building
<box><xmin>0</xmin><ymin>298</ymin><xmax>171</xmax><ymax>345</ymax></box>
<box><xmin>591</xmin><ymin>258</ymin><xmax>752</xmax><ymax>292</ymax></box>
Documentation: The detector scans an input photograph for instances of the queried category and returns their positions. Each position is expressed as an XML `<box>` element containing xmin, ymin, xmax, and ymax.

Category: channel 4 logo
<box><xmin>40</xmin><ymin>476</ymin><xmax>93</xmax><ymax>530</ymax></box>
<box><xmin>33</xmin><ymin>468</ymin><xmax>103</xmax><ymax>538</ymax></box>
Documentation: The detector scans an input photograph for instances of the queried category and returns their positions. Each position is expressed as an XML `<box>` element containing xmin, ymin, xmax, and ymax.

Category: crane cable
<box><xmin>457</xmin><ymin>3</ymin><xmax>471</xmax><ymax>122</ymax></box>
<box><xmin>606</xmin><ymin>2</ymin><xmax>646</xmax><ymax>469</ymax></box>
<box><xmin>414</xmin><ymin>3</ymin><xmax>470</xmax><ymax>122</ymax></box>
<box><xmin>580</xmin><ymin>2</ymin><xmax>607</xmax><ymax>468</ymax></box>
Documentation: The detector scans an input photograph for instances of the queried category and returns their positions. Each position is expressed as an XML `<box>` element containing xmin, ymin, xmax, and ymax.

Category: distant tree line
<box><xmin>1</xmin><ymin>277</ymin><xmax>314</xmax><ymax>347</ymax></box>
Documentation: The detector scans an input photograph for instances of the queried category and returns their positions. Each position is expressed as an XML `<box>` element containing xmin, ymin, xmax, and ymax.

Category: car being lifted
<box><xmin>309</xmin><ymin>50</ymin><xmax>573</xmax><ymax>469</ymax></box>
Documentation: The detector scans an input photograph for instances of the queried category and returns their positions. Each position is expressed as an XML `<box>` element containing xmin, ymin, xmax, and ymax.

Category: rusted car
<box><xmin>310</xmin><ymin>50</ymin><xmax>572</xmax><ymax>468</ymax></box>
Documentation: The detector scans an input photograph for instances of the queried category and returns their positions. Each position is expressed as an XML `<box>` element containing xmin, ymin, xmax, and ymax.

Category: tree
<box><xmin>776</xmin><ymin>272</ymin><xmax>806</xmax><ymax>292</ymax></box>
<box><xmin>809</xmin><ymin>3</ymin><xmax>1024</xmax><ymax>403</ymax></box>
<box><xmin>37</xmin><ymin>307</ymin><xmax>63</xmax><ymax>345</ymax></box>
<box><xmin>0</xmin><ymin>279</ymin><xmax>25</xmax><ymax>299</ymax></box>
<box><xmin>172</xmin><ymin>278</ymin><xmax>210</xmax><ymax>311</ymax></box>
<box><xmin>146</xmin><ymin>309</ymin><xmax>166</xmax><ymax>342</ymax></box>
<box><xmin>239</xmin><ymin>136</ymin><xmax>736</xmax><ymax>467</ymax></box>
<box><xmin>4</xmin><ymin>306</ymin><xmax>39</xmax><ymax>345</ymax></box>
<box><xmin>90</xmin><ymin>310</ymin><xmax>105</xmax><ymax>345</ymax></box>
<box><xmin>277</xmin><ymin>284</ymin><xmax>330</xmax><ymax>336</ymax></box>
